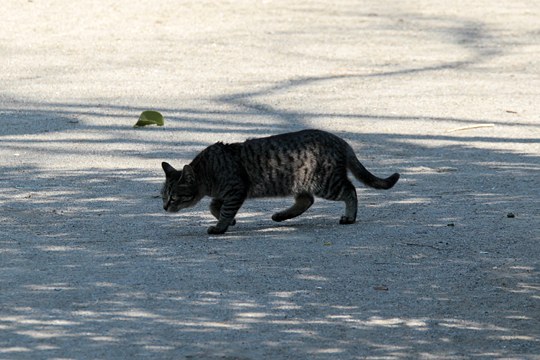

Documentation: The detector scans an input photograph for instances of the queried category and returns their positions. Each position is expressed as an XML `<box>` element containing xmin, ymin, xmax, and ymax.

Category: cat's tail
<box><xmin>346</xmin><ymin>149</ymin><xmax>400</xmax><ymax>190</ymax></box>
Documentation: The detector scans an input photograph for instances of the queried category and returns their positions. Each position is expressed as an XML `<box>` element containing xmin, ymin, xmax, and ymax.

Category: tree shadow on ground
<box><xmin>1</xmin><ymin>100</ymin><xmax>538</xmax><ymax>358</ymax></box>
<box><xmin>1</xmin><ymin>8</ymin><xmax>539</xmax><ymax>357</ymax></box>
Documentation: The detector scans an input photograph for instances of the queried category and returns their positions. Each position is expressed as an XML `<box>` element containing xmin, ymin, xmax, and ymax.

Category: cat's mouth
<box><xmin>164</xmin><ymin>204</ymin><xmax>181</xmax><ymax>213</ymax></box>
<box><xmin>163</xmin><ymin>201</ymin><xmax>179</xmax><ymax>212</ymax></box>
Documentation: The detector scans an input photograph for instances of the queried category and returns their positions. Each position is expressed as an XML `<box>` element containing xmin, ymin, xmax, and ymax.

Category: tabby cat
<box><xmin>161</xmin><ymin>129</ymin><xmax>399</xmax><ymax>234</ymax></box>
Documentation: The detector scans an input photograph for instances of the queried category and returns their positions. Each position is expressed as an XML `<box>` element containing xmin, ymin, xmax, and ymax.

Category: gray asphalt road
<box><xmin>1</xmin><ymin>1</ymin><xmax>539</xmax><ymax>359</ymax></box>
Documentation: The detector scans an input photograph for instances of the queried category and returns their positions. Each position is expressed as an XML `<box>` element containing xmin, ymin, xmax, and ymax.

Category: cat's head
<box><xmin>161</xmin><ymin>162</ymin><xmax>200</xmax><ymax>212</ymax></box>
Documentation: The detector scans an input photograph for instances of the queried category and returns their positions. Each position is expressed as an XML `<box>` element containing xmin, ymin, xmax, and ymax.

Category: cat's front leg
<box><xmin>207</xmin><ymin>196</ymin><xmax>245</xmax><ymax>235</ymax></box>
<box><xmin>209</xmin><ymin>199</ymin><xmax>236</xmax><ymax>226</ymax></box>
<box><xmin>207</xmin><ymin>217</ymin><xmax>236</xmax><ymax>235</ymax></box>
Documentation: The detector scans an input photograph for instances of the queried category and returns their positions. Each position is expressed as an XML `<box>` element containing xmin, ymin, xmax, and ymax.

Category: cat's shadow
<box><xmin>178</xmin><ymin>217</ymin><xmax>339</xmax><ymax>240</ymax></box>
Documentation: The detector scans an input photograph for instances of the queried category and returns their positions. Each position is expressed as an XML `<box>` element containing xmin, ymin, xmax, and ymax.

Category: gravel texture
<box><xmin>1</xmin><ymin>1</ymin><xmax>539</xmax><ymax>359</ymax></box>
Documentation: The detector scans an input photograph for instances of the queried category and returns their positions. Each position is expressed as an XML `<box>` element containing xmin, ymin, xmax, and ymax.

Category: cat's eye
<box><xmin>170</xmin><ymin>195</ymin><xmax>193</xmax><ymax>203</ymax></box>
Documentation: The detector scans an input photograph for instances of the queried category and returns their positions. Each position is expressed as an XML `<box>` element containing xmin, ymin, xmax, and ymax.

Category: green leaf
<box><xmin>134</xmin><ymin>111</ymin><xmax>164</xmax><ymax>128</ymax></box>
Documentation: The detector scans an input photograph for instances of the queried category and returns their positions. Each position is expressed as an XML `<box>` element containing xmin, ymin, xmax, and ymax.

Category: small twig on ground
<box><xmin>446</xmin><ymin>124</ymin><xmax>495</xmax><ymax>133</ymax></box>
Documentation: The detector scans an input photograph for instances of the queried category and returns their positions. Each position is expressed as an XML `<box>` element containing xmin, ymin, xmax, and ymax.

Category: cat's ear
<box><xmin>182</xmin><ymin>165</ymin><xmax>196</xmax><ymax>184</ymax></box>
<box><xmin>162</xmin><ymin>162</ymin><xmax>176</xmax><ymax>177</ymax></box>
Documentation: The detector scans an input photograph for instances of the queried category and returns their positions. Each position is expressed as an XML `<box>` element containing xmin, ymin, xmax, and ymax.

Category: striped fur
<box><xmin>161</xmin><ymin>129</ymin><xmax>399</xmax><ymax>234</ymax></box>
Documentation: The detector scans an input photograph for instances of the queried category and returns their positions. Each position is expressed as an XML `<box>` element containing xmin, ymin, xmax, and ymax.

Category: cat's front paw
<box><xmin>207</xmin><ymin>226</ymin><xmax>227</xmax><ymax>235</ymax></box>
<box><xmin>339</xmin><ymin>216</ymin><xmax>356</xmax><ymax>225</ymax></box>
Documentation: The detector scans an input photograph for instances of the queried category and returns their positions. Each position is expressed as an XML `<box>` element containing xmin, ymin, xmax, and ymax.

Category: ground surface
<box><xmin>1</xmin><ymin>1</ymin><xmax>539</xmax><ymax>359</ymax></box>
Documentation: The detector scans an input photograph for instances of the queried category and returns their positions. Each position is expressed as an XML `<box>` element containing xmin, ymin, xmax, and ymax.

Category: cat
<box><xmin>161</xmin><ymin>129</ymin><xmax>399</xmax><ymax>234</ymax></box>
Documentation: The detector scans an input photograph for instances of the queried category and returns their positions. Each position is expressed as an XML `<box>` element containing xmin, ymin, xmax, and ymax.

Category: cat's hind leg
<box><xmin>272</xmin><ymin>192</ymin><xmax>314</xmax><ymax>222</ymax></box>
<box><xmin>337</xmin><ymin>181</ymin><xmax>357</xmax><ymax>224</ymax></box>
<box><xmin>317</xmin><ymin>178</ymin><xmax>358</xmax><ymax>224</ymax></box>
